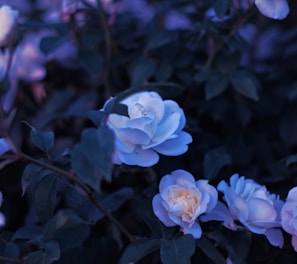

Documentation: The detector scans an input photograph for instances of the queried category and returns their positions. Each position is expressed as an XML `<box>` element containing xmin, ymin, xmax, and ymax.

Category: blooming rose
<box><xmin>0</xmin><ymin>5</ymin><xmax>19</xmax><ymax>48</ymax></box>
<box><xmin>281</xmin><ymin>187</ymin><xmax>297</xmax><ymax>251</ymax></box>
<box><xmin>254</xmin><ymin>0</ymin><xmax>289</xmax><ymax>20</ymax></box>
<box><xmin>105</xmin><ymin>91</ymin><xmax>192</xmax><ymax>167</ymax></box>
<box><xmin>152</xmin><ymin>170</ymin><xmax>218</xmax><ymax>238</ymax></box>
<box><xmin>201</xmin><ymin>174</ymin><xmax>284</xmax><ymax>247</ymax></box>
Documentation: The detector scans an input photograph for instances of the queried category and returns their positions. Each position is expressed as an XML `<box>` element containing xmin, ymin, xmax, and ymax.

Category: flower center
<box><xmin>129</xmin><ymin>103</ymin><xmax>153</xmax><ymax>119</ymax></box>
<box><xmin>165</xmin><ymin>186</ymin><xmax>200</xmax><ymax>222</ymax></box>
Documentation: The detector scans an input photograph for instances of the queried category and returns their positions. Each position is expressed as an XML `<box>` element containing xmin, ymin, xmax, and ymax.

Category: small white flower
<box><xmin>152</xmin><ymin>170</ymin><xmax>218</xmax><ymax>238</ymax></box>
<box><xmin>105</xmin><ymin>91</ymin><xmax>192</xmax><ymax>167</ymax></box>
<box><xmin>0</xmin><ymin>5</ymin><xmax>19</xmax><ymax>48</ymax></box>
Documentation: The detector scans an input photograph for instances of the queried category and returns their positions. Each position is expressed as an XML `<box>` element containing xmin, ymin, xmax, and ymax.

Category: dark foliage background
<box><xmin>1</xmin><ymin>0</ymin><xmax>297</xmax><ymax>263</ymax></box>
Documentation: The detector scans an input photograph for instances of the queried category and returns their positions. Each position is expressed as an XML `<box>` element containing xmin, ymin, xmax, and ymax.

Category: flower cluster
<box><xmin>103</xmin><ymin>91</ymin><xmax>297</xmax><ymax>251</ymax></box>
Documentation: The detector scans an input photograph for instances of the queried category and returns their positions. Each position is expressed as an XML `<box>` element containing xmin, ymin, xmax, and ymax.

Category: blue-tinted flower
<box><xmin>105</xmin><ymin>91</ymin><xmax>192</xmax><ymax>167</ymax></box>
<box><xmin>152</xmin><ymin>170</ymin><xmax>217</xmax><ymax>238</ymax></box>
<box><xmin>255</xmin><ymin>0</ymin><xmax>289</xmax><ymax>20</ymax></box>
<box><xmin>201</xmin><ymin>174</ymin><xmax>284</xmax><ymax>247</ymax></box>
<box><xmin>0</xmin><ymin>5</ymin><xmax>19</xmax><ymax>48</ymax></box>
<box><xmin>281</xmin><ymin>187</ymin><xmax>297</xmax><ymax>251</ymax></box>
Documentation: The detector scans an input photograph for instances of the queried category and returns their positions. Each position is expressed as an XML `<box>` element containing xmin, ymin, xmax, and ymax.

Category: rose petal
<box><xmin>117</xmin><ymin>127</ymin><xmax>151</xmax><ymax>145</ymax></box>
<box><xmin>118</xmin><ymin>146</ymin><xmax>159</xmax><ymax>166</ymax></box>
<box><xmin>182</xmin><ymin>222</ymin><xmax>202</xmax><ymax>239</ymax></box>
<box><xmin>196</xmin><ymin>180</ymin><xmax>218</xmax><ymax>213</ymax></box>
<box><xmin>264</xmin><ymin>228</ymin><xmax>284</xmax><ymax>248</ymax></box>
<box><xmin>152</xmin><ymin>131</ymin><xmax>192</xmax><ymax>155</ymax></box>
<box><xmin>255</xmin><ymin>0</ymin><xmax>289</xmax><ymax>20</ymax></box>
<box><xmin>171</xmin><ymin>170</ymin><xmax>196</xmax><ymax>185</ymax></box>
<box><xmin>247</xmin><ymin>198</ymin><xmax>277</xmax><ymax>222</ymax></box>
<box><xmin>152</xmin><ymin>194</ymin><xmax>176</xmax><ymax>227</ymax></box>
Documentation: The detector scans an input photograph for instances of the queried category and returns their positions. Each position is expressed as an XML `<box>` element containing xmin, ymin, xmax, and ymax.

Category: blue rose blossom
<box><xmin>254</xmin><ymin>0</ymin><xmax>289</xmax><ymax>20</ymax></box>
<box><xmin>201</xmin><ymin>174</ymin><xmax>284</xmax><ymax>247</ymax></box>
<box><xmin>281</xmin><ymin>187</ymin><xmax>297</xmax><ymax>251</ymax></box>
<box><xmin>105</xmin><ymin>91</ymin><xmax>192</xmax><ymax>167</ymax></box>
<box><xmin>152</xmin><ymin>170</ymin><xmax>218</xmax><ymax>239</ymax></box>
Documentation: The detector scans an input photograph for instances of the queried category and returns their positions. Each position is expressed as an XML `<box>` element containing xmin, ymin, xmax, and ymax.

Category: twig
<box><xmin>20</xmin><ymin>152</ymin><xmax>134</xmax><ymax>242</ymax></box>
<box><xmin>96</xmin><ymin>0</ymin><xmax>112</xmax><ymax>98</ymax></box>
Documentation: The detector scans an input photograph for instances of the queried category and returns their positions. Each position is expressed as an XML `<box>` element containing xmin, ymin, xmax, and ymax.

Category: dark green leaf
<box><xmin>131</xmin><ymin>57</ymin><xmax>157</xmax><ymax>85</ymax></box>
<box><xmin>79</xmin><ymin>49</ymin><xmax>103</xmax><ymax>76</ymax></box>
<box><xmin>24</xmin><ymin>251</ymin><xmax>47</xmax><ymax>264</ymax></box>
<box><xmin>196</xmin><ymin>237</ymin><xmax>225</xmax><ymax>264</ymax></box>
<box><xmin>146</xmin><ymin>31</ymin><xmax>175</xmax><ymax>50</ymax></box>
<box><xmin>230</xmin><ymin>70</ymin><xmax>259</xmax><ymax>101</ymax></box>
<box><xmin>43</xmin><ymin>209</ymin><xmax>86</xmax><ymax>239</ymax></box>
<box><xmin>214</xmin><ymin>0</ymin><xmax>229</xmax><ymax>17</ymax></box>
<box><xmin>44</xmin><ymin>241</ymin><xmax>60</xmax><ymax>261</ymax></box>
<box><xmin>30</xmin><ymin>128</ymin><xmax>55</xmax><ymax>153</ymax></box>
<box><xmin>160</xmin><ymin>235</ymin><xmax>195</xmax><ymax>264</ymax></box>
<box><xmin>88</xmin><ymin>110</ymin><xmax>107</xmax><ymax>126</ymax></box>
<box><xmin>205</xmin><ymin>74</ymin><xmax>228</xmax><ymax>100</ymax></box>
<box><xmin>119</xmin><ymin>238</ymin><xmax>160</xmax><ymax>264</ymax></box>
<box><xmin>155</xmin><ymin>61</ymin><xmax>173</xmax><ymax>82</ymax></box>
<box><xmin>203</xmin><ymin>147</ymin><xmax>231</xmax><ymax>180</ymax></box>
<box><xmin>0</xmin><ymin>242</ymin><xmax>19</xmax><ymax>262</ymax></box>
<box><xmin>21</xmin><ymin>163</ymin><xmax>50</xmax><ymax>196</ymax></box>
<box><xmin>40</xmin><ymin>36</ymin><xmax>68</xmax><ymax>56</ymax></box>
<box><xmin>284</xmin><ymin>154</ymin><xmax>297</xmax><ymax>167</ymax></box>
<box><xmin>35</xmin><ymin>175</ymin><xmax>58</xmax><ymax>223</ymax></box>
<box><xmin>71</xmin><ymin>126</ymin><xmax>114</xmax><ymax>191</ymax></box>
<box><xmin>12</xmin><ymin>225</ymin><xmax>43</xmax><ymax>240</ymax></box>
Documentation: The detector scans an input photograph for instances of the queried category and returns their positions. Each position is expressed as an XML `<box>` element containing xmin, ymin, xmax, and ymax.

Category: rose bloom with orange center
<box><xmin>152</xmin><ymin>169</ymin><xmax>218</xmax><ymax>238</ymax></box>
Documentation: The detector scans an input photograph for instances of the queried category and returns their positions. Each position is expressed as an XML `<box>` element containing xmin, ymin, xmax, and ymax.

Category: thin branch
<box><xmin>96</xmin><ymin>0</ymin><xmax>112</xmax><ymax>98</ymax></box>
<box><xmin>20</xmin><ymin>152</ymin><xmax>134</xmax><ymax>242</ymax></box>
<box><xmin>0</xmin><ymin>256</ymin><xmax>22</xmax><ymax>264</ymax></box>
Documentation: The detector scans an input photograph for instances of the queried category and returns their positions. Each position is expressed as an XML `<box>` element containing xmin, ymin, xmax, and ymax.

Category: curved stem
<box><xmin>20</xmin><ymin>152</ymin><xmax>134</xmax><ymax>242</ymax></box>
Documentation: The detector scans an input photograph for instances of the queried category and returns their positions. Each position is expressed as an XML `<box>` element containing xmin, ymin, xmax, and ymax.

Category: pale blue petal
<box><xmin>152</xmin><ymin>194</ymin><xmax>176</xmax><ymax>227</ymax></box>
<box><xmin>153</xmin><ymin>131</ymin><xmax>192</xmax><ymax>155</ymax></box>
<box><xmin>247</xmin><ymin>198</ymin><xmax>276</xmax><ymax>222</ymax></box>
<box><xmin>0</xmin><ymin>138</ymin><xmax>10</xmax><ymax>156</ymax></box>
<box><xmin>264</xmin><ymin>229</ymin><xmax>284</xmax><ymax>247</ymax></box>
<box><xmin>159</xmin><ymin>174</ymin><xmax>176</xmax><ymax>193</ymax></box>
<box><xmin>171</xmin><ymin>170</ymin><xmax>196</xmax><ymax>185</ymax></box>
<box><xmin>182</xmin><ymin>222</ymin><xmax>202</xmax><ymax>239</ymax></box>
<box><xmin>255</xmin><ymin>0</ymin><xmax>289</xmax><ymax>20</ymax></box>
<box><xmin>118</xmin><ymin>146</ymin><xmax>159</xmax><ymax>167</ymax></box>
<box><xmin>196</xmin><ymin>180</ymin><xmax>218</xmax><ymax>213</ymax></box>
<box><xmin>117</xmin><ymin>127</ymin><xmax>151</xmax><ymax>145</ymax></box>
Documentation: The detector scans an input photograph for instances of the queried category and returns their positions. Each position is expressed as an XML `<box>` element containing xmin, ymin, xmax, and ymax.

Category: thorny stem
<box><xmin>19</xmin><ymin>152</ymin><xmax>134</xmax><ymax>242</ymax></box>
<box><xmin>96</xmin><ymin>0</ymin><xmax>112</xmax><ymax>98</ymax></box>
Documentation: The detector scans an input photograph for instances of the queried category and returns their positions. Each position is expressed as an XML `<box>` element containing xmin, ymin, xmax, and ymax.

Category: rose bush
<box><xmin>152</xmin><ymin>169</ymin><xmax>217</xmax><ymax>239</ymax></box>
<box><xmin>281</xmin><ymin>187</ymin><xmax>297</xmax><ymax>251</ymax></box>
<box><xmin>105</xmin><ymin>91</ymin><xmax>192</xmax><ymax>166</ymax></box>
<box><xmin>201</xmin><ymin>174</ymin><xmax>284</xmax><ymax>247</ymax></box>
<box><xmin>0</xmin><ymin>5</ymin><xmax>19</xmax><ymax>48</ymax></box>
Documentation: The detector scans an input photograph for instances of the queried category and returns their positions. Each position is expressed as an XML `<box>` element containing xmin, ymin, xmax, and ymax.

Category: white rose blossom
<box><xmin>152</xmin><ymin>169</ymin><xmax>218</xmax><ymax>239</ymax></box>
<box><xmin>105</xmin><ymin>91</ymin><xmax>192</xmax><ymax>167</ymax></box>
<box><xmin>0</xmin><ymin>5</ymin><xmax>19</xmax><ymax>48</ymax></box>
<box><xmin>201</xmin><ymin>174</ymin><xmax>284</xmax><ymax>247</ymax></box>
<box><xmin>281</xmin><ymin>187</ymin><xmax>297</xmax><ymax>251</ymax></box>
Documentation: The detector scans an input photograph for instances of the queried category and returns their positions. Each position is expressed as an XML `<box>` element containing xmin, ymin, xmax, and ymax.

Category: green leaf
<box><xmin>230</xmin><ymin>70</ymin><xmax>259</xmax><ymax>101</ymax></box>
<box><xmin>0</xmin><ymin>241</ymin><xmax>19</xmax><ymax>261</ymax></box>
<box><xmin>196</xmin><ymin>237</ymin><xmax>225</xmax><ymax>264</ymax></box>
<box><xmin>43</xmin><ymin>209</ymin><xmax>86</xmax><ymax>239</ymax></box>
<box><xmin>71</xmin><ymin>126</ymin><xmax>114</xmax><ymax>191</ymax></box>
<box><xmin>203</xmin><ymin>147</ymin><xmax>231</xmax><ymax>180</ymax></box>
<box><xmin>12</xmin><ymin>225</ymin><xmax>43</xmax><ymax>240</ymax></box>
<box><xmin>155</xmin><ymin>61</ymin><xmax>173</xmax><ymax>82</ymax></box>
<box><xmin>146</xmin><ymin>31</ymin><xmax>175</xmax><ymax>50</ymax></box>
<box><xmin>131</xmin><ymin>57</ymin><xmax>157</xmax><ymax>85</ymax></box>
<box><xmin>160</xmin><ymin>235</ymin><xmax>195</xmax><ymax>264</ymax></box>
<box><xmin>88</xmin><ymin>110</ymin><xmax>107</xmax><ymax>126</ymax></box>
<box><xmin>21</xmin><ymin>163</ymin><xmax>50</xmax><ymax>196</ymax></box>
<box><xmin>205</xmin><ymin>74</ymin><xmax>229</xmax><ymax>100</ymax></box>
<box><xmin>30</xmin><ymin>127</ymin><xmax>55</xmax><ymax>153</ymax></box>
<box><xmin>24</xmin><ymin>251</ymin><xmax>47</xmax><ymax>264</ymax></box>
<box><xmin>79</xmin><ymin>49</ymin><xmax>103</xmax><ymax>76</ymax></box>
<box><xmin>284</xmin><ymin>154</ymin><xmax>297</xmax><ymax>167</ymax></box>
<box><xmin>44</xmin><ymin>241</ymin><xmax>60</xmax><ymax>262</ymax></box>
<box><xmin>40</xmin><ymin>36</ymin><xmax>68</xmax><ymax>56</ymax></box>
<box><xmin>35</xmin><ymin>175</ymin><xmax>58</xmax><ymax>224</ymax></box>
<box><xmin>119</xmin><ymin>238</ymin><xmax>160</xmax><ymax>264</ymax></box>
<box><xmin>214</xmin><ymin>0</ymin><xmax>229</xmax><ymax>17</ymax></box>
